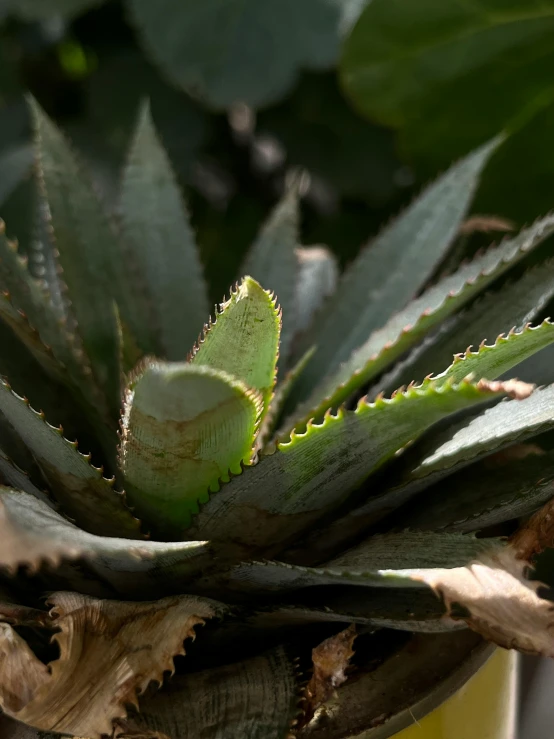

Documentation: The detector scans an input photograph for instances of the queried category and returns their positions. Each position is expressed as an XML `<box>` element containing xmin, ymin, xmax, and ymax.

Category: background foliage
<box><xmin>2</xmin><ymin>0</ymin><xmax>554</xmax><ymax>299</ymax></box>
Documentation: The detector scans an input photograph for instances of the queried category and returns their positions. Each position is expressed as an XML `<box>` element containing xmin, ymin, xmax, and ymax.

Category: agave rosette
<box><xmin>0</xmin><ymin>100</ymin><xmax>553</xmax><ymax>738</ymax></box>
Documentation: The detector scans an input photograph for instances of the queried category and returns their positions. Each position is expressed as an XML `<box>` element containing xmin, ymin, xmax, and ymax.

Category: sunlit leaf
<box><xmin>121</xmin><ymin>362</ymin><xmax>262</xmax><ymax>536</ymax></box>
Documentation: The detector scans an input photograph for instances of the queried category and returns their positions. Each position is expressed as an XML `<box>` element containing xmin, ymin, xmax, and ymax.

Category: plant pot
<box><xmin>393</xmin><ymin>648</ymin><xmax>518</xmax><ymax>739</ymax></box>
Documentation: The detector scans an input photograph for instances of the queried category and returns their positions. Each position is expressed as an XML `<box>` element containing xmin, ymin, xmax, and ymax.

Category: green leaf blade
<box><xmin>121</xmin><ymin>362</ymin><xmax>263</xmax><ymax>536</ymax></box>
<box><xmin>120</xmin><ymin>102</ymin><xmax>209</xmax><ymax>360</ymax></box>
<box><xmin>240</xmin><ymin>187</ymin><xmax>299</xmax><ymax>360</ymax></box>
<box><xmin>0</xmin><ymin>377</ymin><xmax>140</xmax><ymax>539</ymax></box>
<box><xmin>128</xmin><ymin>0</ymin><xmax>342</xmax><ymax>108</ymax></box>
<box><xmin>190</xmin><ymin>276</ymin><xmax>280</xmax><ymax>416</ymax></box>
<box><xmin>0</xmin><ymin>489</ymin><xmax>212</xmax><ymax>598</ymax></box>
<box><xmin>390</xmin><ymin>257</ymin><xmax>554</xmax><ymax>389</ymax></box>
<box><xmin>30</xmin><ymin>98</ymin><xmax>121</xmax><ymax>415</ymax></box>
<box><xmin>288</xmin><ymin>214</ymin><xmax>554</xmax><ymax>428</ymax></box>
<box><xmin>293</xmin><ymin>139</ymin><xmax>500</xmax><ymax>398</ymax></box>
<box><xmin>433</xmin><ymin>320</ymin><xmax>554</xmax><ymax>388</ymax></box>
<box><xmin>190</xmin><ymin>378</ymin><xmax>527</xmax><ymax>554</ymax></box>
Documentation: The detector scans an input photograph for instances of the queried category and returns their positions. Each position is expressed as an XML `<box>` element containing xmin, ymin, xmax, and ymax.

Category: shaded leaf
<box><xmin>0</xmin><ymin>591</ymin><xmax>218</xmax><ymax>738</ymax></box>
<box><xmin>121</xmin><ymin>362</ymin><xmax>262</xmax><ymax>536</ymax></box>
<box><xmin>257</xmin><ymin>71</ymin><xmax>400</xmax><ymax>203</ymax></box>
<box><xmin>0</xmin><ymin>450</ymin><xmax>52</xmax><ymax>507</ymax></box>
<box><xmin>0</xmin><ymin>220</ymin><xmax>79</xmax><ymax>383</ymax></box>
<box><xmin>0</xmin><ymin>489</ymin><xmax>213</xmax><ymax>597</ymax></box>
<box><xmin>190</xmin><ymin>276</ymin><xmax>280</xmax><ymax>415</ymax></box>
<box><xmin>123</xmin><ymin>646</ymin><xmax>300</xmax><ymax>739</ymax></box>
<box><xmin>293</xmin><ymin>139</ymin><xmax>499</xmax><ymax>398</ymax></box>
<box><xmin>396</xmin><ymin>446</ymin><xmax>554</xmax><ymax>534</ymax></box>
<box><xmin>15</xmin><ymin>0</ymin><xmax>105</xmax><ymax>19</ymax></box>
<box><xmin>240</xmin><ymin>187</ymin><xmax>299</xmax><ymax>360</ymax></box>
<box><xmin>225</xmin><ymin>532</ymin><xmax>500</xmax><ymax>594</ymax></box>
<box><xmin>30</xmin><ymin>98</ymin><xmax>121</xmax><ymax>416</ymax></box>
<box><xmin>0</xmin><ymin>376</ymin><xmax>140</xmax><ymax>538</ymax></box>
<box><xmin>128</xmin><ymin>0</ymin><xmax>343</xmax><ymax>108</ymax></box>
<box><xmin>288</xmin><ymin>214</ymin><xmax>554</xmax><ymax>426</ymax></box>
<box><xmin>189</xmin><ymin>378</ymin><xmax>528</xmax><ymax>554</ymax></box>
<box><xmin>120</xmin><ymin>102</ymin><xmax>209</xmax><ymax>360</ymax></box>
<box><xmin>0</xmin><ymin>145</ymin><xmax>32</xmax><ymax>207</ymax></box>
<box><xmin>398</xmin><ymin>383</ymin><xmax>554</xmax><ymax>497</ymax></box>
<box><xmin>294</xmin><ymin>245</ymin><xmax>338</xmax><ymax>335</ymax></box>
<box><xmin>340</xmin><ymin>0</ymin><xmax>554</xmax><ymax>170</ymax></box>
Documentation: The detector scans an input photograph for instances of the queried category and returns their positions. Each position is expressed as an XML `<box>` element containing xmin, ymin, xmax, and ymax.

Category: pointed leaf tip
<box><xmin>191</xmin><ymin>277</ymin><xmax>280</xmax><ymax>418</ymax></box>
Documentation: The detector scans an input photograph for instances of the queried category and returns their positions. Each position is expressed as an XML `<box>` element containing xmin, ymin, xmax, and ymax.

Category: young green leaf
<box><xmin>432</xmin><ymin>320</ymin><xmax>554</xmax><ymax>387</ymax></box>
<box><xmin>30</xmin><ymin>98</ymin><xmax>121</xmax><ymax>415</ymax></box>
<box><xmin>288</xmin><ymin>214</ymin><xmax>554</xmax><ymax>427</ymax></box>
<box><xmin>121</xmin><ymin>362</ymin><xmax>263</xmax><ymax>536</ymax></box>
<box><xmin>120</xmin><ymin>102</ymin><xmax>209</xmax><ymax>360</ymax></box>
<box><xmin>0</xmin><ymin>489</ymin><xmax>211</xmax><ymax>597</ymax></box>
<box><xmin>190</xmin><ymin>276</ymin><xmax>280</xmax><ymax>416</ymax></box>
<box><xmin>241</xmin><ymin>185</ymin><xmax>299</xmax><ymax>359</ymax></box>
<box><xmin>293</xmin><ymin>139</ymin><xmax>500</xmax><ymax>396</ymax></box>
<box><xmin>0</xmin><ymin>376</ymin><xmax>140</xmax><ymax>539</ymax></box>
<box><xmin>189</xmin><ymin>378</ymin><xmax>529</xmax><ymax>554</ymax></box>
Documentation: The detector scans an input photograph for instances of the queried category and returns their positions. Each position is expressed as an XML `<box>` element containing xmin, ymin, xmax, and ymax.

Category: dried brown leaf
<box><xmin>0</xmin><ymin>592</ymin><xmax>218</xmax><ymax>738</ymax></box>
<box><xmin>511</xmin><ymin>496</ymin><xmax>554</xmax><ymax>561</ymax></box>
<box><xmin>302</xmin><ymin>625</ymin><xmax>357</xmax><ymax>725</ymax></box>
<box><xmin>413</xmin><ymin>547</ymin><xmax>554</xmax><ymax>656</ymax></box>
<box><xmin>458</xmin><ymin>215</ymin><xmax>516</xmax><ymax>236</ymax></box>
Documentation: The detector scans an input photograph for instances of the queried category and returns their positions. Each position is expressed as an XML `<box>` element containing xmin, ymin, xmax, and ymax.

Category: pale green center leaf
<box><xmin>190</xmin><ymin>276</ymin><xmax>280</xmax><ymax>416</ymax></box>
<box><xmin>121</xmin><ymin>362</ymin><xmax>263</xmax><ymax>536</ymax></box>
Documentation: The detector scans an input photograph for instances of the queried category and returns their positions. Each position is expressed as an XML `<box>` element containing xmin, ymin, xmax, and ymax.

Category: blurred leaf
<box><xmin>240</xmin><ymin>186</ymin><xmax>299</xmax><ymax>360</ymax></box>
<box><xmin>0</xmin><ymin>145</ymin><xmax>32</xmax><ymax>207</ymax></box>
<box><xmin>292</xmin><ymin>139</ymin><xmax>499</xmax><ymax>402</ymax></box>
<box><xmin>475</xmin><ymin>100</ymin><xmax>554</xmax><ymax>223</ymax></box>
<box><xmin>340</xmin><ymin>0</ymin><xmax>554</xmax><ymax>225</ymax></box>
<box><xmin>31</xmin><ymin>99</ymin><xmax>121</xmax><ymax>418</ymax></box>
<box><xmin>258</xmin><ymin>73</ymin><xmax>400</xmax><ymax>203</ymax></box>
<box><xmin>341</xmin><ymin>0</ymin><xmax>554</xmax><ymax>162</ymax></box>
<box><xmin>128</xmin><ymin>0</ymin><xmax>344</xmax><ymax>109</ymax></box>
<box><xmin>120</xmin><ymin>102</ymin><xmax>209</xmax><ymax>359</ymax></box>
<box><xmin>86</xmin><ymin>50</ymin><xmax>207</xmax><ymax>184</ymax></box>
<box><xmin>14</xmin><ymin>0</ymin><xmax>106</xmax><ymax>20</ymax></box>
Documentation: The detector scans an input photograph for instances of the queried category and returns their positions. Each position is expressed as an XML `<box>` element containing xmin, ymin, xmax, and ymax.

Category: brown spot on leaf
<box><xmin>301</xmin><ymin>624</ymin><xmax>357</xmax><ymax>726</ymax></box>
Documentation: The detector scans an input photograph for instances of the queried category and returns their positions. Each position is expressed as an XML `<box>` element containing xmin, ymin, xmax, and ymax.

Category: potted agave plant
<box><xmin>0</xmin><ymin>98</ymin><xmax>553</xmax><ymax>739</ymax></box>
